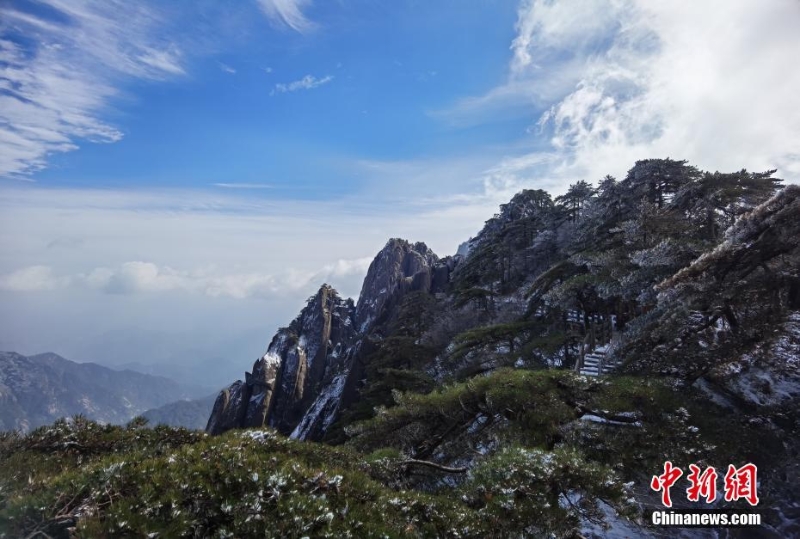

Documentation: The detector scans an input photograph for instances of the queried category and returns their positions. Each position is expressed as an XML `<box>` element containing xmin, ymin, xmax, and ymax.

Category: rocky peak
<box><xmin>355</xmin><ymin>238</ymin><xmax>440</xmax><ymax>333</ymax></box>
<box><xmin>206</xmin><ymin>284</ymin><xmax>357</xmax><ymax>436</ymax></box>
<box><xmin>207</xmin><ymin>239</ymin><xmax>459</xmax><ymax>440</ymax></box>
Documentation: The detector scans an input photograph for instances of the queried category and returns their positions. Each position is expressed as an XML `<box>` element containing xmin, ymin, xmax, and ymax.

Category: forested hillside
<box><xmin>3</xmin><ymin>159</ymin><xmax>798</xmax><ymax>538</ymax></box>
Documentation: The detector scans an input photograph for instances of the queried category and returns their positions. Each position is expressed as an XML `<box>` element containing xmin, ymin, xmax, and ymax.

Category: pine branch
<box><xmin>401</xmin><ymin>459</ymin><xmax>468</xmax><ymax>474</ymax></box>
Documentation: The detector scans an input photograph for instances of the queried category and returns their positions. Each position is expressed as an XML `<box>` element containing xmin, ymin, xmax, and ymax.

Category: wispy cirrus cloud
<box><xmin>0</xmin><ymin>1</ymin><xmax>185</xmax><ymax>179</ymax></box>
<box><xmin>219</xmin><ymin>63</ymin><xmax>237</xmax><ymax>74</ymax></box>
<box><xmin>256</xmin><ymin>0</ymin><xmax>316</xmax><ymax>34</ymax></box>
<box><xmin>271</xmin><ymin>74</ymin><xmax>333</xmax><ymax>95</ymax></box>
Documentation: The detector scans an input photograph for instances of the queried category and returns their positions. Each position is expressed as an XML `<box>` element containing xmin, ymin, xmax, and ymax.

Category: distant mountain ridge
<box><xmin>142</xmin><ymin>394</ymin><xmax>218</xmax><ymax>430</ymax></box>
<box><xmin>0</xmin><ymin>351</ymin><xmax>207</xmax><ymax>432</ymax></box>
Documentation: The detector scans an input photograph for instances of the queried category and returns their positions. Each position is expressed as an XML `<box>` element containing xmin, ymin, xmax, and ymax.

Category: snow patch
<box><xmin>241</xmin><ymin>430</ymin><xmax>276</xmax><ymax>443</ymax></box>
<box><xmin>262</xmin><ymin>351</ymin><xmax>282</xmax><ymax>367</ymax></box>
<box><xmin>580</xmin><ymin>414</ymin><xmax>642</xmax><ymax>427</ymax></box>
<box><xmin>290</xmin><ymin>374</ymin><xmax>347</xmax><ymax>440</ymax></box>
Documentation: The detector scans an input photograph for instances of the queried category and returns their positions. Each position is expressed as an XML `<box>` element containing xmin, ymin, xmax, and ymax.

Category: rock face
<box><xmin>355</xmin><ymin>239</ymin><xmax>440</xmax><ymax>332</ymax></box>
<box><xmin>207</xmin><ymin>238</ymin><xmax>455</xmax><ymax>440</ymax></box>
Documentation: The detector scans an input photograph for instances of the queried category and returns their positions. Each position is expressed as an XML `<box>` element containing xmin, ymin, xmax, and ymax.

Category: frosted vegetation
<box><xmin>2</xmin><ymin>159</ymin><xmax>799</xmax><ymax>537</ymax></box>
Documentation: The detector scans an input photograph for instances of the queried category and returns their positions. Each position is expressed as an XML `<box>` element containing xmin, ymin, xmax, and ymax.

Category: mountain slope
<box><xmin>0</xmin><ymin>352</ymin><xmax>203</xmax><ymax>432</ymax></box>
<box><xmin>206</xmin><ymin>239</ymin><xmax>456</xmax><ymax>440</ymax></box>
<box><xmin>142</xmin><ymin>394</ymin><xmax>218</xmax><ymax>430</ymax></box>
<box><xmin>201</xmin><ymin>159</ymin><xmax>799</xmax><ymax>536</ymax></box>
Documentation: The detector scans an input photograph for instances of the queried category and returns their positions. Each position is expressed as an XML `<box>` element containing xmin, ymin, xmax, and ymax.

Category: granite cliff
<box><xmin>207</xmin><ymin>238</ymin><xmax>458</xmax><ymax>440</ymax></box>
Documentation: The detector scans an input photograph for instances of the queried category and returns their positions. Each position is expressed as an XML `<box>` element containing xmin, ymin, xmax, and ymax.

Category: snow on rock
<box><xmin>207</xmin><ymin>283</ymin><xmax>357</xmax><ymax>438</ymax></box>
<box><xmin>207</xmin><ymin>238</ymin><xmax>458</xmax><ymax>441</ymax></box>
<box><xmin>261</xmin><ymin>351</ymin><xmax>281</xmax><ymax>367</ymax></box>
<box><xmin>289</xmin><ymin>373</ymin><xmax>347</xmax><ymax>441</ymax></box>
<box><xmin>708</xmin><ymin>311</ymin><xmax>800</xmax><ymax>409</ymax></box>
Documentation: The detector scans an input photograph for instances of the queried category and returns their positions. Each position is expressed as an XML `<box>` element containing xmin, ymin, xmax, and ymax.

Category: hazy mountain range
<box><xmin>0</xmin><ymin>351</ymin><xmax>212</xmax><ymax>432</ymax></box>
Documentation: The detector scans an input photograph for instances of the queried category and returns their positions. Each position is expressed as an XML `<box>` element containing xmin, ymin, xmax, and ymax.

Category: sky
<box><xmin>1</xmin><ymin>0</ymin><xmax>799</xmax><ymax>387</ymax></box>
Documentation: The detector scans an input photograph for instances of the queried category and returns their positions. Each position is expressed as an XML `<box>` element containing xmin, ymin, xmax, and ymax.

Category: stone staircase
<box><xmin>531</xmin><ymin>305</ymin><xmax>620</xmax><ymax>376</ymax></box>
<box><xmin>566</xmin><ymin>309</ymin><xmax>582</xmax><ymax>324</ymax></box>
<box><xmin>579</xmin><ymin>343</ymin><xmax>621</xmax><ymax>377</ymax></box>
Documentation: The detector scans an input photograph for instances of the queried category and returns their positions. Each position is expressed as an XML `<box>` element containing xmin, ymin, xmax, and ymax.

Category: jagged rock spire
<box><xmin>206</xmin><ymin>238</ymin><xmax>458</xmax><ymax>440</ymax></box>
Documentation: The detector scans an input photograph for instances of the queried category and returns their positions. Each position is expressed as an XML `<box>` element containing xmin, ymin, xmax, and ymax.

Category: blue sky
<box><xmin>1</xmin><ymin>0</ymin><xmax>799</xmax><ymax>385</ymax></box>
<box><xmin>4</xmin><ymin>0</ymin><xmax>523</xmax><ymax>194</ymax></box>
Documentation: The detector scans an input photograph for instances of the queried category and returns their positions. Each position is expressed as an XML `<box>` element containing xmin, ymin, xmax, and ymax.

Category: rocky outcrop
<box><xmin>354</xmin><ymin>238</ymin><xmax>439</xmax><ymax>332</ymax></box>
<box><xmin>207</xmin><ymin>284</ymin><xmax>357</xmax><ymax>435</ymax></box>
<box><xmin>206</xmin><ymin>239</ymin><xmax>457</xmax><ymax>440</ymax></box>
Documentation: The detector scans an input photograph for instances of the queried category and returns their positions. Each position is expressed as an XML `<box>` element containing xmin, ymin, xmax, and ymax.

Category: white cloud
<box><xmin>439</xmin><ymin>0</ymin><xmax>800</xmax><ymax>188</ymax></box>
<box><xmin>0</xmin><ymin>173</ymin><xmax>513</xmax><ymax>375</ymax></box>
<box><xmin>0</xmin><ymin>266</ymin><xmax>66</xmax><ymax>292</ymax></box>
<box><xmin>311</xmin><ymin>257</ymin><xmax>374</xmax><ymax>298</ymax></box>
<box><xmin>271</xmin><ymin>74</ymin><xmax>333</xmax><ymax>95</ymax></box>
<box><xmin>510</xmin><ymin>0</ymin><xmax>629</xmax><ymax>75</ymax></box>
<box><xmin>219</xmin><ymin>63</ymin><xmax>237</xmax><ymax>74</ymax></box>
<box><xmin>256</xmin><ymin>0</ymin><xmax>316</xmax><ymax>34</ymax></box>
<box><xmin>0</xmin><ymin>256</ymin><xmax>374</xmax><ymax>301</ymax></box>
<box><xmin>0</xmin><ymin>1</ymin><xmax>184</xmax><ymax>178</ymax></box>
<box><xmin>0</xmin><ymin>177</ymin><xmax>511</xmax><ymax>297</ymax></box>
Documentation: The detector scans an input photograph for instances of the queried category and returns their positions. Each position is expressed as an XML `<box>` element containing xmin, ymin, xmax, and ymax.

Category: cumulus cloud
<box><xmin>0</xmin><ymin>176</ymin><xmax>517</xmax><ymax>369</ymax></box>
<box><xmin>0</xmin><ymin>266</ymin><xmax>66</xmax><ymax>292</ymax></box>
<box><xmin>311</xmin><ymin>257</ymin><xmax>374</xmax><ymax>298</ymax></box>
<box><xmin>0</xmin><ymin>1</ymin><xmax>184</xmax><ymax>178</ymax></box>
<box><xmin>440</xmin><ymin>0</ymin><xmax>800</xmax><ymax>189</ymax></box>
<box><xmin>271</xmin><ymin>74</ymin><xmax>333</xmax><ymax>95</ymax></box>
<box><xmin>256</xmin><ymin>0</ymin><xmax>316</xmax><ymax>33</ymax></box>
